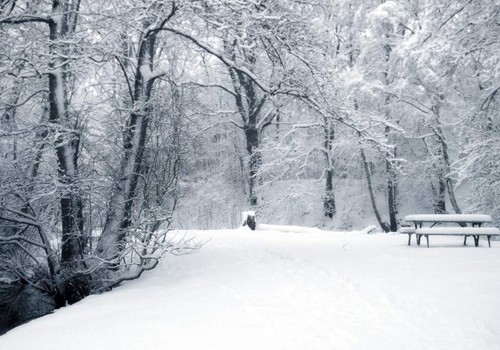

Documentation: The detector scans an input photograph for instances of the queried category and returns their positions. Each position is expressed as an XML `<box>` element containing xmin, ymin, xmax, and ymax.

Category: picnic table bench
<box><xmin>402</xmin><ymin>214</ymin><xmax>500</xmax><ymax>247</ymax></box>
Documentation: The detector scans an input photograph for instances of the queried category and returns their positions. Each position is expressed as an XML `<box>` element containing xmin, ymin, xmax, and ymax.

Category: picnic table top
<box><xmin>415</xmin><ymin>227</ymin><xmax>500</xmax><ymax>235</ymax></box>
<box><xmin>405</xmin><ymin>214</ymin><xmax>492</xmax><ymax>223</ymax></box>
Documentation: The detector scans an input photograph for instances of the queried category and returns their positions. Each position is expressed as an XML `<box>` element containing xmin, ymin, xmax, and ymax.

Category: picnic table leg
<box><xmin>463</xmin><ymin>235</ymin><xmax>467</xmax><ymax>246</ymax></box>
<box><xmin>488</xmin><ymin>235</ymin><xmax>491</xmax><ymax>248</ymax></box>
<box><xmin>474</xmin><ymin>235</ymin><xmax>480</xmax><ymax>247</ymax></box>
<box><xmin>409</xmin><ymin>223</ymin><xmax>419</xmax><ymax>246</ymax></box>
<box><xmin>416</xmin><ymin>234</ymin><xmax>421</xmax><ymax>246</ymax></box>
<box><xmin>425</xmin><ymin>234</ymin><xmax>429</xmax><ymax>247</ymax></box>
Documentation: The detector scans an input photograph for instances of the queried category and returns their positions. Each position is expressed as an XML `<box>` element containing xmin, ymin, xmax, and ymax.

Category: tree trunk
<box><xmin>441</xmin><ymin>136</ymin><xmax>462</xmax><ymax>214</ymax></box>
<box><xmin>383</xmin><ymin>33</ymin><xmax>398</xmax><ymax>230</ymax></box>
<box><xmin>385</xmin><ymin>130</ymin><xmax>398</xmax><ymax>231</ymax></box>
<box><xmin>434</xmin><ymin>167</ymin><xmax>447</xmax><ymax>214</ymax></box>
<box><xmin>48</xmin><ymin>0</ymin><xmax>88</xmax><ymax>303</ymax></box>
<box><xmin>0</xmin><ymin>68</ymin><xmax>23</xmax><ymax>160</ymax></box>
<box><xmin>323</xmin><ymin>122</ymin><xmax>336</xmax><ymax>218</ymax></box>
<box><xmin>423</xmin><ymin>132</ymin><xmax>447</xmax><ymax>214</ymax></box>
<box><xmin>96</xmin><ymin>25</ymin><xmax>160</xmax><ymax>262</ymax></box>
<box><xmin>386</xmin><ymin>157</ymin><xmax>398</xmax><ymax>232</ymax></box>
<box><xmin>432</xmin><ymin>100</ymin><xmax>462</xmax><ymax>214</ymax></box>
<box><xmin>96</xmin><ymin>110</ymin><xmax>151</xmax><ymax>261</ymax></box>
<box><xmin>96</xmin><ymin>4</ymin><xmax>179</xmax><ymax>263</ymax></box>
<box><xmin>361</xmin><ymin>148</ymin><xmax>390</xmax><ymax>233</ymax></box>
<box><xmin>245</xmin><ymin>126</ymin><xmax>260</xmax><ymax>206</ymax></box>
<box><xmin>226</xmin><ymin>37</ymin><xmax>268</xmax><ymax>207</ymax></box>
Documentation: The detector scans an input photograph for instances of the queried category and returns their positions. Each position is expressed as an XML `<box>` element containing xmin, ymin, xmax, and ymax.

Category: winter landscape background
<box><xmin>0</xmin><ymin>0</ymin><xmax>499</xmax><ymax>347</ymax></box>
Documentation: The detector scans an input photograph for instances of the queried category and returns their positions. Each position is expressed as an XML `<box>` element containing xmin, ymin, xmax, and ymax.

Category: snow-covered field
<box><xmin>2</xmin><ymin>226</ymin><xmax>500</xmax><ymax>349</ymax></box>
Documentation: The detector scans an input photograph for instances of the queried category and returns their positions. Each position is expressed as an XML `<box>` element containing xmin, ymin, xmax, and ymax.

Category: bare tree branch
<box><xmin>0</xmin><ymin>89</ymin><xmax>48</xmax><ymax>110</ymax></box>
<box><xmin>0</xmin><ymin>14</ymin><xmax>52</xmax><ymax>25</ymax></box>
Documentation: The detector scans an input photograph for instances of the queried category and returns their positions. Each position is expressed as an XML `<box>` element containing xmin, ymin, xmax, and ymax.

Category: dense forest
<box><xmin>1</xmin><ymin>0</ymin><xmax>499</xmax><ymax>331</ymax></box>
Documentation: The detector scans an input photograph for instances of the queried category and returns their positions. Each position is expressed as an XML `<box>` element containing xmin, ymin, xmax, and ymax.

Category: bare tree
<box><xmin>96</xmin><ymin>2</ymin><xmax>179</xmax><ymax>263</ymax></box>
<box><xmin>1</xmin><ymin>0</ymin><xmax>89</xmax><ymax>304</ymax></box>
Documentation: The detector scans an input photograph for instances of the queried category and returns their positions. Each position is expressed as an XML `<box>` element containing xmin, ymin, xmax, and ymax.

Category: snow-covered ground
<box><xmin>2</xmin><ymin>226</ymin><xmax>500</xmax><ymax>349</ymax></box>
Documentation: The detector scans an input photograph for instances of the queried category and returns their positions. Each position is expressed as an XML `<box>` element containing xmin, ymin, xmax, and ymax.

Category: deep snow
<box><xmin>1</xmin><ymin>226</ymin><xmax>500</xmax><ymax>349</ymax></box>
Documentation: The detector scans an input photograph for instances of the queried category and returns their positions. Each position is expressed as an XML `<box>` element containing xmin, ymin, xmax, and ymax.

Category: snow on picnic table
<box><xmin>405</xmin><ymin>214</ymin><xmax>492</xmax><ymax>223</ymax></box>
<box><xmin>2</xmin><ymin>226</ymin><xmax>500</xmax><ymax>350</ymax></box>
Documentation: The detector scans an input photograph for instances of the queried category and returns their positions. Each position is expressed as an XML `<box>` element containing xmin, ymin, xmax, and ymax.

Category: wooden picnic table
<box><xmin>403</xmin><ymin>214</ymin><xmax>498</xmax><ymax>247</ymax></box>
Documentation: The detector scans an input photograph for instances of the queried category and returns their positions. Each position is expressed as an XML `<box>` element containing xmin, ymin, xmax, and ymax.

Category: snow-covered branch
<box><xmin>0</xmin><ymin>14</ymin><xmax>52</xmax><ymax>25</ymax></box>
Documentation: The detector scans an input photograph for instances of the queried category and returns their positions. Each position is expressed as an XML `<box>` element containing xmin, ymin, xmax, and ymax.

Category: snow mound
<box><xmin>256</xmin><ymin>223</ymin><xmax>322</xmax><ymax>233</ymax></box>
